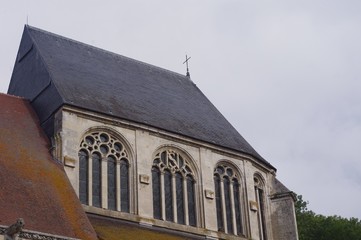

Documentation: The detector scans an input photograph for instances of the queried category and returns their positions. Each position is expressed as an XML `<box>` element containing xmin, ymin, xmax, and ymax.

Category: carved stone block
<box><xmin>205</xmin><ymin>190</ymin><xmax>214</xmax><ymax>199</ymax></box>
<box><xmin>139</xmin><ymin>174</ymin><xmax>150</xmax><ymax>184</ymax></box>
<box><xmin>250</xmin><ymin>200</ymin><xmax>258</xmax><ymax>211</ymax></box>
<box><xmin>64</xmin><ymin>156</ymin><xmax>76</xmax><ymax>168</ymax></box>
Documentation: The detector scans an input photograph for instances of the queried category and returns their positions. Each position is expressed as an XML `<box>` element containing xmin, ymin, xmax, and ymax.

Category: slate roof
<box><xmin>0</xmin><ymin>93</ymin><xmax>98</xmax><ymax>240</ymax></box>
<box><xmin>8</xmin><ymin>25</ymin><xmax>274</xmax><ymax>169</ymax></box>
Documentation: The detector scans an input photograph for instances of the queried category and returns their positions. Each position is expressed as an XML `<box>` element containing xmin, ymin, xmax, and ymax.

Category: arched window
<box><xmin>254</xmin><ymin>175</ymin><xmax>267</xmax><ymax>240</ymax></box>
<box><xmin>214</xmin><ymin>163</ymin><xmax>244</xmax><ymax>235</ymax></box>
<box><xmin>152</xmin><ymin>148</ymin><xmax>197</xmax><ymax>226</ymax></box>
<box><xmin>78</xmin><ymin>131</ymin><xmax>130</xmax><ymax>213</ymax></box>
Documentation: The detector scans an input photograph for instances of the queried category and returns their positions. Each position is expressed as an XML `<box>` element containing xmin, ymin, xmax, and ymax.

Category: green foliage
<box><xmin>295</xmin><ymin>195</ymin><xmax>361</xmax><ymax>240</ymax></box>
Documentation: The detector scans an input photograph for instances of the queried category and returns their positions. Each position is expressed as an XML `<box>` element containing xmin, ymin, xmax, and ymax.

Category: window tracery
<box><xmin>78</xmin><ymin>131</ymin><xmax>130</xmax><ymax>213</ymax></box>
<box><xmin>214</xmin><ymin>163</ymin><xmax>244</xmax><ymax>235</ymax></box>
<box><xmin>152</xmin><ymin>149</ymin><xmax>197</xmax><ymax>226</ymax></box>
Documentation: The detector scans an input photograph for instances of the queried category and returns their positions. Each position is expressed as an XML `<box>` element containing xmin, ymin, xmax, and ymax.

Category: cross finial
<box><xmin>183</xmin><ymin>55</ymin><xmax>191</xmax><ymax>77</ymax></box>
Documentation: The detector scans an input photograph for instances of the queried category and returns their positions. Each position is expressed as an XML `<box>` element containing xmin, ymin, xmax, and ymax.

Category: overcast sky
<box><xmin>1</xmin><ymin>0</ymin><xmax>360</xmax><ymax>219</ymax></box>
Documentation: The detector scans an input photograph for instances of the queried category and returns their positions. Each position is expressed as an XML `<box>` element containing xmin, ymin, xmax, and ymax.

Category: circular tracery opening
<box><xmin>78</xmin><ymin>130</ymin><xmax>131</xmax><ymax>213</ymax></box>
<box><xmin>79</xmin><ymin>132</ymin><xmax>129</xmax><ymax>159</ymax></box>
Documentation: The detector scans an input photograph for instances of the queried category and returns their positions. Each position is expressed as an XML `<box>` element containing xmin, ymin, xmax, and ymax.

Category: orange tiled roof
<box><xmin>0</xmin><ymin>93</ymin><xmax>97</xmax><ymax>240</ymax></box>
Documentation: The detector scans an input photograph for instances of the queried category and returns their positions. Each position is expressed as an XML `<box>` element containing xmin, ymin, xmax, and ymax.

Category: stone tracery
<box><xmin>78</xmin><ymin>130</ymin><xmax>130</xmax><ymax>212</ymax></box>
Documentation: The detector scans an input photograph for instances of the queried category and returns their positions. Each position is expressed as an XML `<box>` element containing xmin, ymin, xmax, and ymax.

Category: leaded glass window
<box><xmin>108</xmin><ymin>156</ymin><xmax>116</xmax><ymax>210</ymax></box>
<box><xmin>187</xmin><ymin>175</ymin><xmax>196</xmax><ymax>227</ymax></box>
<box><xmin>224</xmin><ymin>177</ymin><xmax>232</xmax><ymax>233</ymax></box>
<box><xmin>78</xmin><ymin>131</ymin><xmax>130</xmax><ymax>212</ymax></box>
<box><xmin>176</xmin><ymin>172</ymin><xmax>185</xmax><ymax>224</ymax></box>
<box><xmin>214</xmin><ymin>174</ymin><xmax>224</xmax><ymax>231</ymax></box>
<box><xmin>120</xmin><ymin>159</ymin><xmax>129</xmax><ymax>212</ymax></box>
<box><xmin>214</xmin><ymin>163</ymin><xmax>244</xmax><ymax>235</ymax></box>
<box><xmin>234</xmin><ymin>179</ymin><xmax>242</xmax><ymax>234</ymax></box>
<box><xmin>152</xmin><ymin>167</ymin><xmax>161</xmax><ymax>219</ymax></box>
<box><xmin>164</xmin><ymin>170</ymin><xmax>173</xmax><ymax>221</ymax></box>
<box><xmin>152</xmin><ymin>149</ymin><xmax>197</xmax><ymax>226</ymax></box>
<box><xmin>79</xmin><ymin>150</ymin><xmax>88</xmax><ymax>205</ymax></box>
<box><xmin>92</xmin><ymin>153</ymin><xmax>101</xmax><ymax>207</ymax></box>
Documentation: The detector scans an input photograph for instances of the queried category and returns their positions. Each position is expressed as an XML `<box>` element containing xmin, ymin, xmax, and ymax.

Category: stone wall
<box><xmin>54</xmin><ymin>106</ymin><xmax>297</xmax><ymax>240</ymax></box>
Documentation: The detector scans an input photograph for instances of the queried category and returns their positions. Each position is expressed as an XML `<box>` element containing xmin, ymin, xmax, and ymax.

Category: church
<box><xmin>0</xmin><ymin>25</ymin><xmax>298</xmax><ymax>240</ymax></box>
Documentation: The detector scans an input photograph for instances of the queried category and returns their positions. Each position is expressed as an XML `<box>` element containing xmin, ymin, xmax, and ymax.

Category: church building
<box><xmin>0</xmin><ymin>25</ymin><xmax>298</xmax><ymax>240</ymax></box>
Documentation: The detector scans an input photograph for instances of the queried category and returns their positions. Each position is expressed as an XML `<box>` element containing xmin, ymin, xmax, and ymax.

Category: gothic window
<box><xmin>78</xmin><ymin>131</ymin><xmax>130</xmax><ymax>212</ymax></box>
<box><xmin>214</xmin><ymin>163</ymin><xmax>244</xmax><ymax>235</ymax></box>
<box><xmin>152</xmin><ymin>149</ymin><xmax>197</xmax><ymax>226</ymax></box>
<box><xmin>254</xmin><ymin>176</ymin><xmax>267</xmax><ymax>240</ymax></box>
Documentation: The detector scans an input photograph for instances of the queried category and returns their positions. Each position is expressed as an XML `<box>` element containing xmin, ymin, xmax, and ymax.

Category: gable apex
<box><xmin>8</xmin><ymin>25</ymin><xmax>274</xmax><ymax>170</ymax></box>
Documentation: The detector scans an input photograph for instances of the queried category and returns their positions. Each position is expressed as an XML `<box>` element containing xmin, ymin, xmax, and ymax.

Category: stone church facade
<box><xmin>1</xmin><ymin>25</ymin><xmax>298</xmax><ymax>240</ymax></box>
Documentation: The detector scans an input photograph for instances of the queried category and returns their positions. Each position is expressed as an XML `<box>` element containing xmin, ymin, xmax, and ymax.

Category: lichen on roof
<box><xmin>0</xmin><ymin>94</ymin><xmax>97</xmax><ymax>240</ymax></box>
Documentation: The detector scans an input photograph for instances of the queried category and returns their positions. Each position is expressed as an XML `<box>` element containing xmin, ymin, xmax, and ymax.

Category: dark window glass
<box><xmin>114</xmin><ymin>142</ymin><xmax>122</xmax><ymax>152</ymax></box>
<box><xmin>164</xmin><ymin>170</ymin><xmax>173</xmax><ymax>221</ymax></box>
<box><xmin>214</xmin><ymin>174</ymin><xmax>224</xmax><ymax>231</ymax></box>
<box><xmin>100</xmin><ymin>133</ymin><xmax>109</xmax><ymax>142</ymax></box>
<box><xmin>152</xmin><ymin>167</ymin><xmax>161</xmax><ymax>219</ymax></box>
<box><xmin>176</xmin><ymin>172</ymin><xmax>184</xmax><ymax>224</ymax></box>
<box><xmin>161</xmin><ymin>151</ymin><xmax>166</xmax><ymax>163</ymax></box>
<box><xmin>120</xmin><ymin>159</ymin><xmax>129</xmax><ymax>213</ymax></box>
<box><xmin>79</xmin><ymin>150</ymin><xmax>88</xmax><ymax>205</ymax></box>
<box><xmin>107</xmin><ymin>156</ymin><xmax>116</xmax><ymax>210</ymax></box>
<box><xmin>224</xmin><ymin>177</ymin><xmax>233</xmax><ymax>233</ymax></box>
<box><xmin>100</xmin><ymin>145</ymin><xmax>108</xmax><ymax>154</ymax></box>
<box><xmin>92</xmin><ymin>152</ymin><xmax>101</xmax><ymax>207</ymax></box>
<box><xmin>187</xmin><ymin>175</ymin><xmax>196</xmax><ymax>226</ymax></box>
<box><xmin>85</xmin><ymin>136</ymin><xmax>94</xmax><ymax>145</ymax></box>
<box><xmin>258</xmin><ymin>188</ymin><xmax>267</xmax><ymax>240</ymax></box>
<box><xmin>233</xmin><ymin>179</ymin><xmax>242</xmax><ymax>235</ymax></box>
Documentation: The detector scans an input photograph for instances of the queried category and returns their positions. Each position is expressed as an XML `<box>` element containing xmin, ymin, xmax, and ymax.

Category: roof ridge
<box><xmin>26</xmin><ymin>25</ymin><xmax>193</xmax><ymax>82</ymax></box>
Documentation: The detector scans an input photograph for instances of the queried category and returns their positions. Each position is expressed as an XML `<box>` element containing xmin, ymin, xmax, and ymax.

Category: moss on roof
<box><xmin>0</xmin><ymin>94</ymin><xmax>97</xmax><ymax>240</ymax></box>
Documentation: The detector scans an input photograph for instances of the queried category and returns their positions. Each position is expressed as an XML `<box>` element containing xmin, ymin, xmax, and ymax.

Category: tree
<box><xmin>295</xmin><ymin>194</ymin><xmax>361</xmax><ymax>240</ymax></box>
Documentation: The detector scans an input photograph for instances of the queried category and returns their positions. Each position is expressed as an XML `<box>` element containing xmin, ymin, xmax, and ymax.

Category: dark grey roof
<box><xmin>8</xmin><ymin>25</ymin><xmax>274</xmax><ymax>169</ymax></box>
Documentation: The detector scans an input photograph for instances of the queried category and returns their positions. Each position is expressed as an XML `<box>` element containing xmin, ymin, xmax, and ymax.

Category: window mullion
<box><xmin>220</xmin><ymin>178</ymin><xmax>227</xmax><ymax>234</ymax></box>
<box><xmin>88</xmin><ymin>155</ymin><xmax>93</xmax><ymax>206</ymax></box>
<box><xmin>183</xmin><ymin>177</ymin><xmax>189</xmax><ymax>225</ymax></box>
<box><xmin>116</xmin><ymin>160</ymin><xmax>121</xmax><ymax>211</ymax></box>
<box><xmin>160</xmin><ymin>172</ymin><xmax>166</xmax><ymax>220</ymax></box>
<box><xmin>229</xmin><ymin>181</ymin><xmax>236</xmax><ymax>235</ymax></box>
<box><xmin>102</xmin><ymin>157</ymin><xmax>107</xmax><ymax>209</ymax></box>
<box><xmin>172</xmin><ymin>174</ymin><xmax>177</xmax><ymax>223</ymax></box>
